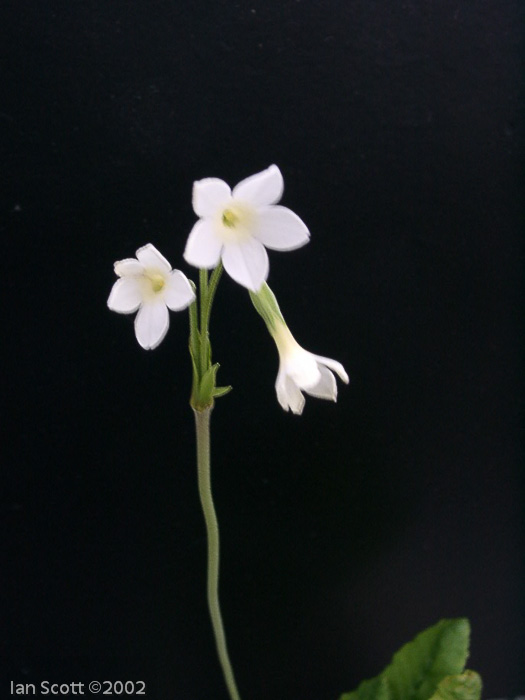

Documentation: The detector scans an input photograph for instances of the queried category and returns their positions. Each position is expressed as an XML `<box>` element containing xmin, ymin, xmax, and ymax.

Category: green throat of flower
<box><xmin>222</xmin><ymin>208</ymin><xmax>240</xmax><ymax>228</ymax></box>
<box><xmin>149</xmin><ymin>272</ymin><xmax>165</xmax><ymax>293</ymax></box>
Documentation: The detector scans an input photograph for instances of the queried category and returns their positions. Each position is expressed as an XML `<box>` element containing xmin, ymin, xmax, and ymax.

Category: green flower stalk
<box><xmin>193</xmin><ymin>406</ymin><xmax>240</xmax><ymax>700</ymax></box>
<box><xmin>188</xmin><ymin>264</ymin><xmax>240</xmax><ymax>700</ymax></box>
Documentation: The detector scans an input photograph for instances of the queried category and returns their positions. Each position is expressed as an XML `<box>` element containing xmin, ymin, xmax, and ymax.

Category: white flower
<box><xmin>184</xmin><ymin>164</ymin><xmax>310</xmax><ymax>292</ymax></box>
<box><xmin>107</xmin><ymin>243</ymin><xmax>195</xmax><ymax>350</ymax></box>
<box><xmin>271</xmin><ymin>320</ymin><xmax>349</xmax><ymax>415</ymax></box>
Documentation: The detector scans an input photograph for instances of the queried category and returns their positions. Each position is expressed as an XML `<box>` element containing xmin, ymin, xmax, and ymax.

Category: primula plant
<box><xmin>108</xmin><ymin>165</ymin><xmax>482</xmax><ymax>700</ymax></box>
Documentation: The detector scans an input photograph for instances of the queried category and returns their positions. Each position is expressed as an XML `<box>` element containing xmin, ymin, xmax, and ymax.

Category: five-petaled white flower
<box><xmin>184</xmin><ymin>164</ymin><xmax>310</xmax><ymax>292</ymax></box>
<box><xmin>107</xmin><ymin>243</ymin><xmax>195</xmax><ymax>350</ymax></box>
<box><xmin>271</xmin><ymin>319</ymin><xmax>349</xmax><ymax>415</ymax></box>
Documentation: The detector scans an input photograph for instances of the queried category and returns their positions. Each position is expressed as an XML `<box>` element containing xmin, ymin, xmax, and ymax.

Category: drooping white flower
<box><xmin>107</xmin><ymin>243</ymin><xmax>195</xmax><ymax>350</ymax></box>
<box><xmin>271</xmin><ymin>319</ymin><xmax>349</xmax><ymax>415</ymax></box>
<box><xmin>184</xmin><ymin>165</ymin><xmax>310</xmax><ymax>292</ymax></box>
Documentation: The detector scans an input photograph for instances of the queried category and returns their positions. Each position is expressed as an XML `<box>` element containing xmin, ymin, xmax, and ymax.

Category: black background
<box><xmin>2</xmin><ymin>1</ymin><xmax>523</xmax><ymax>699</ymax></box>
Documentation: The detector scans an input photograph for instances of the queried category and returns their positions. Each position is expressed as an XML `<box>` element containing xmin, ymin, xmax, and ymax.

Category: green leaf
<box><xmin>428</xmin><ymin>671</ymin><xmax>482</xmax><ymax>700</ymax></box>
<box><xmin>339</xmin><ymin>619</ymin><xmax>471</xmax><ymax>700</ymax></box>
<box><xmin>386</xmin><ymin>618</ymin><xmax>470</xmax><ymax>700</ymax></box>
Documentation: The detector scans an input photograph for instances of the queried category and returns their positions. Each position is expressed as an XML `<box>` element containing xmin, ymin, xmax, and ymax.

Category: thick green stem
<box><xmin>193</xmin><ymin>407</ymin><xmax>241</xmax><ymax>700</ymax></box>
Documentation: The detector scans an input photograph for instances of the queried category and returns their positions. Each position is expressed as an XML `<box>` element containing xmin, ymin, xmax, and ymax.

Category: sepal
<box><xmin>249</xmin><ymin>282</ymin><xmax>285</xmax><ymax>332</ymax></box>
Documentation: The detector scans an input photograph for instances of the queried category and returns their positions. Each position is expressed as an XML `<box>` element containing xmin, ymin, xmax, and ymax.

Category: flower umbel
<box><xmin>108</xmin><ymin>243</ymin><xmax>195</xmax><ymax>350</ymax></box>
<box><xmin>184</xmin><ymin>165</ymin><xmax>310</xmax><ymax>292</ymax></box>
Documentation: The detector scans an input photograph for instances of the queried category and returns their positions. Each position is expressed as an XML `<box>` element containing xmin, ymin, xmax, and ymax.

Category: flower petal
<box><xmin>222</xmin><ymin>238</ymin><xmax>269</xmax><ymax>291</ymax></box>
<box><xmin>184</xmin><ymin>219</ymin><xmax>223</xmax><ymax>269</ymax></box>
<box><xmin>232</xmin><ymin>164</ymin><xmax>284</xmax><ymax>206</ymax></box>
<box><xmin>285</xmin><ymin>349</ymin><xmax>321</xmax><ymax>390</ymax></box>
<box><xmin>314</xmin><ymin>355</ymin><xmax>349</xmax><ymax>384</ymax></box>
<box><xmin>107</xmin><ymin>278</ymin><xmax>142</xmax><ymax>314</ymax></box>
<box><xmin>114</xmin><ymin>258</ymin><xmax>144</xmax><ymax>277</ymax></box>
<box><xmin>134</xmin><ymin>301</ymin><xmax>169</xmax><ymax>350</ymax></box>
<box><xmin>193</xmin><ymin>178</ymin><xmax>232</xmax><ymax>217</ymax></box>
<box><xmin>136</xmin><ymin>243</ymin><xmax>172</xmax><ymax>273</ymax></box>
<box><xmin>255</xmin><ymin>205</ymin><xmax>310</xmax><ymax>251</ymax></box>
<box><xmin>304</xmin><ymin>365</ymin><xmax>337</xmax><ymax>401</ymax></box>
<box><xmin>164</xmin><ymin>270</ymin><xmax>196</xmax><ymax>311</ymax></box>
<box><xmin>278</xmin><ymin>374</ymin><xmax>305</xmax><ymax>414</ymax></box>
<box><xmin>275</xmin><ymin>369</ymin><xmax>289</xmax><ymax>411</ymax></box>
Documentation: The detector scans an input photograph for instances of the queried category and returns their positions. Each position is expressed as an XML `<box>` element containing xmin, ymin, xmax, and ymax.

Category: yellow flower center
<box><xmin>215</xmin><ymin>202</ymin><xmax>256</xmax><ymax>243</ymax></box>
<box><xmin>222</xmin><ymin>208</ymin><xmax>240</xmax><ymax>228</ymax></box>
<box><xmin>149</xmin><ymin>272</ymin><xmax>165</xmax><ymax>293</ymax></box>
